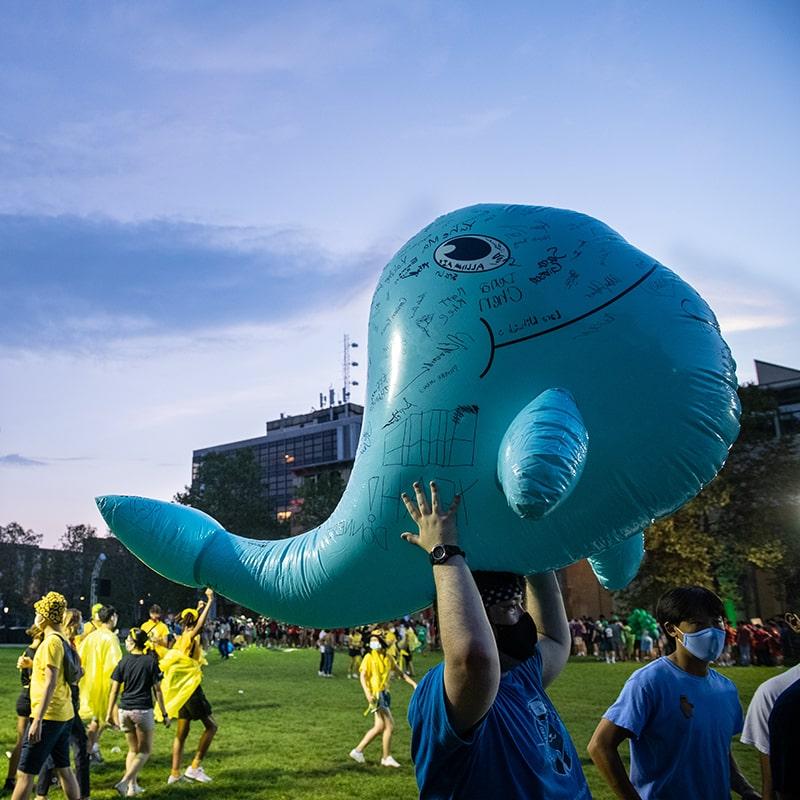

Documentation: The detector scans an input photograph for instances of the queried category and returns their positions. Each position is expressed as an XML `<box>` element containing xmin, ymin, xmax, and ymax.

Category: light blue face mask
<box><xmin>676</xmin><ymin>626</ymin><xmax>726</xmax><ymax>662</ymax></box>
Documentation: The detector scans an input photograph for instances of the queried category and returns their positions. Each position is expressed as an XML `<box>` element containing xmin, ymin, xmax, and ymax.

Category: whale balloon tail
<box><xmin>95</xmin><ymin>495</ymin><xmax>227</xmax><ymax>587</ymax></box>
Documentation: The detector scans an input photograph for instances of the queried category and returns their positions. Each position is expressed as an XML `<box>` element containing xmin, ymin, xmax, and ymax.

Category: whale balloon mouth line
<box><xmin>479</xmin><ymin>263</ymin><xmax>658</xmax><ymax>378</ymax></box>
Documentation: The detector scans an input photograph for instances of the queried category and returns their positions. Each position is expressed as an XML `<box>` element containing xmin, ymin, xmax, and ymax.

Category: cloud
<box><xmin>668</xmin><ymin>244</ymin><xmax>799</xmax><ymax>336</ymax></box>
<box><xmin>0</xmin><ymin>214</ymin><xmax>384</xmax><ymax>353</ymax></box>
<box><xmin>0</xmin><ymin>454</ymin><xmax>46</xmax><ymax>468</ymax></box>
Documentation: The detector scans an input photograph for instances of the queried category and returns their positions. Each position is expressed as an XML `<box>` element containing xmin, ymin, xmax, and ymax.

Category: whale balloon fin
<box><xmin>588</xmin><ymin>532</ymin><xmax>645</xmax><ymax>590</ymax></box>
<box><xmin>497</xmin><ymin>388</ymin><xmax>589</xmax><ymax>520</ymax></box>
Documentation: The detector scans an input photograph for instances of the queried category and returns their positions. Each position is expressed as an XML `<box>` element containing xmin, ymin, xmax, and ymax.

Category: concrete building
<box><xmin>192</xmin><ymin>403</ymin><xmax>363</xmax><ymax>522</ymax></box>
<box><xmin>754</xmin><ymin>359</ymin><xmax>800</xmax><ymax>437</ymax></box>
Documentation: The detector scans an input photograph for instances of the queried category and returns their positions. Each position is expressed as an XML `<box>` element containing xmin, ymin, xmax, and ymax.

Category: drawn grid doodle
<box><xmin>382</xmin><ymin>407</ymin><xmax>478</xmax><ymax>467</ymax></box>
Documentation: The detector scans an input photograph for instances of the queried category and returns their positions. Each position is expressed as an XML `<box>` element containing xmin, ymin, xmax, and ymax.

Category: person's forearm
<box><xmin>155</xmin><ymin>685</ymin><xmax>168</xmax><ymax>717</ymax></box>
<box><xmin>730</xmin><ymin>751</ymin><xmax>759</xmax><ymax>797</ymax></box>
<box><xmin>435</xmin><ymin>557</ymin><xmax>498</xmax><ymax>668</ymax></box>
<box><xmin>525</xmin><ymin>572</ymin><xmax>570</xmax><ymax>647</ymax></box>
<box><xmin>759</xmin><ymin>752</ymin><xmax>774</xmax><ymax>800</ymax></box>
<box><xmin>589</xmin><ymin>743</ymin><xmax>642</xmax><ymax>800</ymax></box>
<box><xmin>359</xmin><ymin>674</ymin><xmax>371</xmax><ymax>700</ymax></box>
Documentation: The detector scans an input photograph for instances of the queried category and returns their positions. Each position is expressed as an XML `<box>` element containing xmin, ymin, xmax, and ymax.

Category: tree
<box><xmin>0</xmin><ymin>522</ymin><xmax>42</xmax><ymax>546</ymax></box>
<box><xmin>175</xmin><ymin>448</ymin><xmax>287</xmax><ymax>539</ymax></box>
<box><xmin>617</xmin><ymin>383</ymin><xmax>800</xmax><ymax>614</ymax></box>
<box><xmin>293</xmin><ymin>471</ymin><xmax>346</xmax><ymax>532</ymax></box>
<box><xmin>59</xmin><ymin>523</ymin><xmax>98</xmax><ymax>551</ymax></box>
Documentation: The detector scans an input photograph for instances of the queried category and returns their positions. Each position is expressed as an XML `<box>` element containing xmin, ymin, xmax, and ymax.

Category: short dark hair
<box><xmin>656</xmin><ymin>586</ymin><xmax>724</xmax><ymax>652</ymax></box>
<box><xmin>98</xmin><ymin>605</ymin><xmax>117</xmax><ymax>624</ymax></box>
<box><xmin>149</xmin><ymin>604</ymin><xmax>162</xmax><ymax>615</ymax></box>
<box><xmin>129</xmin><ymin>627</ymin><xmax>148</xmax><ymax>650</ymax></box>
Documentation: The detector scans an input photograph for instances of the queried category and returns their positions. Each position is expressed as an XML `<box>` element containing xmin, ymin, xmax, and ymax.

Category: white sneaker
<box><xmin>381</xmin><ymin>756</ymin><xmax>401</xmax><ymax>768</ymax></box>
<box><xmin>114</xmin><ymin>780</ymin><xmax>129</xmax><ymax>796</ymax></box>
<box><xmin>184</xmin><ymin>766</ymin><xmax>212</xmax><ymax>783</ymax></box>
<box><xmin>167</xmin><ymin>775</ymin><xmax>186</xmax><ymax>785</ymax></box>
<box><xmin>349</xmin><ymin>749</ymin><xmax>365</xmax><ymax>764</ymax></box>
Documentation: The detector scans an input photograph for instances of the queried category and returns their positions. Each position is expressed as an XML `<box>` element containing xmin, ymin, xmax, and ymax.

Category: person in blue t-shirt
<box><xmin>400</xmin><ymin>481</ymin><xmax>591</xmax><ymax>800</ymax></box>
<box><xmin>588</xmin><ymin>586</ymin><xmax>760</xmax><ymax>800</ymax></box>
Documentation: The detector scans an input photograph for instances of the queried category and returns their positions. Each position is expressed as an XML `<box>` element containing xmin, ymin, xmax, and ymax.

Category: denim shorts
<box><xmin>119</xmin><ymin>708</ymin><xmax>155</xmax><ymax>733</ymax></box>
<box><xmin>18</xmin><ymin>719</ymin><xmax>72</xmax><ymax>774</ymax></box>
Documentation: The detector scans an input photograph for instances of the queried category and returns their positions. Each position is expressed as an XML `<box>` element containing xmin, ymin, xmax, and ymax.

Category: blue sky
<box><xmin>1</xmin><ymin>1</ymin><xmax>798</xmax><ymax>545</ymax></box>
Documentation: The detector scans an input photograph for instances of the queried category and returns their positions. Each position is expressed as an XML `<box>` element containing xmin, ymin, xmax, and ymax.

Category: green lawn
<box><xmin>0</xmin><ymin>646</ymin><xmax>774</xmax><ymax>799</ymax></box>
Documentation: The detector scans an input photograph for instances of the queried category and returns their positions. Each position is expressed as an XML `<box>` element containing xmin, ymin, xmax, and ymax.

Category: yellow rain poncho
<box><xmin>156</xmin><ymin>630</ymin><xmax>206</xmax><ymax>720</ymax></box>
<box><xmin>78</xmin><ymin>626</ymin><xmax>122</xmax><ymax>721</ymax></box>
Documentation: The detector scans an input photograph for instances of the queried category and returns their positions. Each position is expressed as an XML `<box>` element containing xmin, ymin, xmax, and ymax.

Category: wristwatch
<box><xmin>429</xmin><ymin>544</ymin><xmax>466</xmax><ymax>565</ymax></box>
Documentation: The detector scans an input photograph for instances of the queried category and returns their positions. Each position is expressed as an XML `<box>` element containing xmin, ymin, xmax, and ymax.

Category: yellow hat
<box><xmin>92</xmin><ymin>602</ymin><xmax>103</xmax><ymax>617</ymax></box>
<box><xmin>34</xmin><ymin>592</ymin><xmax>67</xmax><ymax>625</ymax></box>
<box><xmin>181</xmin><ymin>608</ymin><xmax>198</xmax><ymax>622</ymax></box>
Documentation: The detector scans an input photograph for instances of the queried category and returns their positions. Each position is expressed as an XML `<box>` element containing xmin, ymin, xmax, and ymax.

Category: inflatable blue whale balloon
<box><xmin>97</xmin><ymin>204</ymin><xmax>740</xmax><ymax>626</ymax></box>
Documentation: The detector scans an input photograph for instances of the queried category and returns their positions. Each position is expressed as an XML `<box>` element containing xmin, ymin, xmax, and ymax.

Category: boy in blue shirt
<box><xmin>401</xmin><ymin>481</ymin><xmax>590</xmax><ymax>800</ymax></box>
<box><xmin>588</xmin><ymin>586</ymin><xmax>760</xmax><ymax>800</ymax></box>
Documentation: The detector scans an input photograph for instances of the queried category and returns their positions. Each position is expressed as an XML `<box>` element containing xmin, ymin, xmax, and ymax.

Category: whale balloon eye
<box><xmin>434</xmin><ymin>235</ymin><xmax>510</xmax><ymax>273</ymax></box>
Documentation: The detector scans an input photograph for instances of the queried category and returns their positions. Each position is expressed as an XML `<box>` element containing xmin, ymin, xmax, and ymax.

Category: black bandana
<box><xmin>472</xmin><ymin>571</ymin><xmax>525</xmax><ymax>608</ymax></box>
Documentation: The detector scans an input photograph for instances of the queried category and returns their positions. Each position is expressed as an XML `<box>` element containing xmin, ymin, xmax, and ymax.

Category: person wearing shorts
<box><xmin>169</xmin><ymin>589</ymin><xmax>218</xmax><ymax>785</ymax></box>
<box><xmin>349</xmin><ymin>629</ymin><xmax>416</xmax><ymax>768</ymax></box>
<box><xmin>107</xmin><ymin>628</ymin><xmax>170</xmax><ymax>797</ymax></box>
<box><xmin>12</xmin><ymin>592</ymin><xmax>80</xmax><ymax>800</ymax></box>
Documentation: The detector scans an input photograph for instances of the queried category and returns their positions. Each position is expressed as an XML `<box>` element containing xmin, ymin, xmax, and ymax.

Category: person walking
<box><xmin>106</xmin><ymin>628</ymin><xmax>170</xmax><ymax>796</ymax></box>
<box><xmin>349</xmin><ymin>629</ymin><xmax>417</xmax><ymax>767</ymax></box>
<box><xmin>11</xmin><ymin>592</ymin><xmax>81</xmax><ymax>800</ymax></box>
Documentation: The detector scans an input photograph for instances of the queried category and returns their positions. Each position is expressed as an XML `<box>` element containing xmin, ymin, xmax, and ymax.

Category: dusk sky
<box><xmin>1</xmin><ymin>2</ymin><xmax>798</xmax><ymax>546</ymax></box>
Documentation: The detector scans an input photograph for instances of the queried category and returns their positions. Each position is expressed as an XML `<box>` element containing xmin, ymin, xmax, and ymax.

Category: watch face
<box><xmin>432</xmin><ymin>545</ymin><xmax>446</xmax><ymax>560</ymax></box>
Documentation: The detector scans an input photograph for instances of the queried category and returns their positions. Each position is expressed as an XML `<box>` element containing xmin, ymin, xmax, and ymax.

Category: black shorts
<box><xmin>348</xmin><ymin>648</ymin><xmax>361</xmax><ymax>658</ymax></box>
<box><xmin>18</xmin><ymin>719</ymin><xmax>72</xmax><ymax>774</ymax></box>
<box><xmin>178</xmin><ymin>685</ymin><xmax>212</xmax><ymax>721</ymax></box>
<box><xmin>16</xmin><ymin>687</ymin><xmax>31</xmax><ymax>718</ymax></box>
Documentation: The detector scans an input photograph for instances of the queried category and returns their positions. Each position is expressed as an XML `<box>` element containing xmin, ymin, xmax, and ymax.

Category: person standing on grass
<box><xmin>78</xmin><ymin>605</ymin><xmax>122</xmax><ymax>764</ymax></box>
<box><xmin>588</xmin><ymin>585</ymin><xmax>760</xmax><ymax>800</ymax></box>
<box><xmin>168</xmin><ymin>589</ymin><xmax>218</xmax><ymax>785</ymax></box>
<box><xmin>106</xmin><ymin>627</ymin><xmax>170</xmax><ymax>797</ymax></box>
<box><xmin>140</xmin><ymin>604</ymin><xmax>170</xmax><ymax>659</ymax></box>
<box><xmin>34</xmin><ymin>609</ymin><xmax>90</xmax><ymax>800</ymax></box>
<box><xmin>346</xmin><ymin>628</ymin><xmax>363</xmax><ymax>679</ymax></box>
<box><xmin>401</xmin><ymin>482</ymin><xmax>590</xmax><ymax>799</ymax></box>
<box><xmin>4</xmin><ymin>625</ymin><xmax>43</xmax><ymax>794</ymax></box>
<box><xmin>741</xmin><ymin>609</ymin><xmax>800</xmax><ymax>800</ymax></box>
<box><xmin>349</xmin><ymin>629</ymin><xmax>417</xmax><ymax>768</ymax></box>
<box><xmin>11</xmin><ymin>592</ymin><xmax>81</xmax><ymax>800</ymax></box>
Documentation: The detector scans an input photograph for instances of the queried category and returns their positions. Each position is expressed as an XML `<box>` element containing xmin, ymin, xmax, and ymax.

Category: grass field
<box><xmin>0</xmin><ymin>646</ymin><xmax>775</xmax><ymax>799</ymax></box>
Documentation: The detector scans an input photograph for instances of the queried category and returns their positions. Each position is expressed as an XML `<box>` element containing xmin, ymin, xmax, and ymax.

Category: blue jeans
<box><xmin>322</xmin><ymin>649</ymin><xmax>334</xmax><ymax>675</ymax></box>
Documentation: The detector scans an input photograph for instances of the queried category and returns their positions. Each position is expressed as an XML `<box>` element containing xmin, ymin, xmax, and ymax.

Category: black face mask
<box><xmin>494</xmin><ymin>611</ymin><xmax>538</xmax><ymax>663</ymax></box>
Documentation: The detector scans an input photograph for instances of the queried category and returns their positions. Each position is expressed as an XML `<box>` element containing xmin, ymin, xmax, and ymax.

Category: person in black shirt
<box><xmin>107</xmin><ymin>628</ymin><xmax>169</xmax><ymax>797</ymax></box>
<box><xmin>3</xmin><ymin>626</ymin><xmax>42</xmax><ymax>794</ymax></box>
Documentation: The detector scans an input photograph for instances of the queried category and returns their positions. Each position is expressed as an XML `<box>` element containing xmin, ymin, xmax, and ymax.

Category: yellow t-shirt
<box><xmin>175</xmin><ymin>631</ymin><xmax>203</xmax><ymax>663</ymax></box>
<box><xmin>360</xmin><ymin>650</ymin><xmax>398</xmax><ymax>696</ymax></box>
<box><xmin>349</xmin><ymin>632</ymin><xmax>362</xmax><ymax>649</ymax></box>
<box><xmin>30</xmin><ymin>634</ymin><xmax>74</xmax><ymax>722</ymax></box>
<box><xmin>384</xmin><ymin>630</ymin><xmax>398</xmax><ymax>659</ymax></box>
<box><xmin>141</xmin><ymin>619</ymin><xmax>170</xmax><ymax>657</ymax></box>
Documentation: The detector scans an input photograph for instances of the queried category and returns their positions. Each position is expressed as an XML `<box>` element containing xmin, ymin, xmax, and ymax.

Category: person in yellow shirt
<box><xmin>347</xmin><ymin>628</ymin><xmax>364</xmax><ymax>679</ymax></box>
<box><xmin>11</xmin><ymin>592</ymin><xmax>80</xmax><ymax>800</ymax></box>
<box><xmin>77</xmin><ymin>605</ymin><xmax>122</xmax><ymax>763</ymax></box>
<box><xmin>140</xmin><ymin>604</ymin><xmax>170</xmax><ymax>658</ymax></box>
<box><xmin>169</xmin><ymin>588</ymin><xmax>218</xmax><ymax>785</ymax></box>
<box><xmin>349</xmin><ymin>629</ymin><xmax>416</xmax><ymax>768</ymax></box>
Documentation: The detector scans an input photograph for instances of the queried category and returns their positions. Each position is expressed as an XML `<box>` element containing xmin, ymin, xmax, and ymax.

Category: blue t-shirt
<box><xmin>408</xmin><ymin>649</ymin><xmax>590</xmax><ymax>800</ymax></box>
<box><xmin>604</xmin><ymin>656</ymin><xmax>744</xmax><ymax>800</ymax></box>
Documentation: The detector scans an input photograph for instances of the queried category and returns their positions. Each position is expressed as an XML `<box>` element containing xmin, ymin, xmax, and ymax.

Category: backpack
<box><xmin>51</xmin><ymin>633</ymin><xmax>83</xmax><ymax>684</ymax></box>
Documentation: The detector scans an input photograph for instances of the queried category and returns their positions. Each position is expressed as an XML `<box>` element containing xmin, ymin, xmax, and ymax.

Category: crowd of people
<box><xmin>4</xmin><ymin>590</ymin><xmax>219</xmax><ymax>799</ymax></box>
<box><xmin>567</xmin><ymin>614</ymin><xmax>797</xmax><ymax>667</ymax></box>
<box><xmin>4</xmin><ymin>481</ymin><xmax>799</xmax><ymax>799</ymax></box>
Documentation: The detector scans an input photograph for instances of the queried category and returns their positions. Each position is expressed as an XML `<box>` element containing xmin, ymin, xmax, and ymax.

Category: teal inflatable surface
<box><xmin>97</xmin><ymin>204</ymin><xmax>740</xmax><ymax>626</ymax></box>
